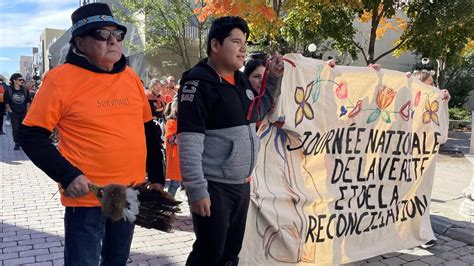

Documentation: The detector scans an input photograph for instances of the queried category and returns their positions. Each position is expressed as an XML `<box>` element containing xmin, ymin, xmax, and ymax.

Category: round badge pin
<box><xmin>246</xmin><ymin>89</ymin><xmax>255</xmax><ymax>100</ymax></box>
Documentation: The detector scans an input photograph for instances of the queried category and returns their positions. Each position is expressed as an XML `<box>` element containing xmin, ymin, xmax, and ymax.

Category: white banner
<box><xmin>241</xmin><ymin>54</ymin><xmax>449</xmax><ymax>265</ymax></box>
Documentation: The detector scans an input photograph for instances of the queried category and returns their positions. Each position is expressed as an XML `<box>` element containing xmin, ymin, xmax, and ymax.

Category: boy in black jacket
<box><xmin>177</xmin><ymin>16</ymin><xmax>284</xmax><ymax>265</ymax></box>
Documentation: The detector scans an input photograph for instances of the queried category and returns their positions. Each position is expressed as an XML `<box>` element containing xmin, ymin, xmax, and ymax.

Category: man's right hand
<box><xmin>191</xmin><ymin>196</ymin><xmax>211</xmax><ymax>217</ymax></box>
<box><xmin>65</xmin><ymin>175</ymin><xmax>90</xmax><ymax>198</ymax></box>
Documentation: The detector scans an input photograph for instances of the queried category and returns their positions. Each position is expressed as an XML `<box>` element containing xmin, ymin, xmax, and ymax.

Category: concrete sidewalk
<box><xmin>1</xmin><ymin>123</ymin><xmax>473</xmax><ymax>265</ymax></box>
<box><xmin>430</xmin><ymin>131</ymin><xmax>474</xmax><ymax>245</ymax></box>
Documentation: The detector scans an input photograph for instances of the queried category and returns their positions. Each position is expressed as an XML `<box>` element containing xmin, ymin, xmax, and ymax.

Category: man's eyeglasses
<box><xmin>16</xmin><ymin>78</ymin><xmax>24</xmax><ymax>82</ymax></box>
<box><xmin>87</xmin><ymin>29</ymin><xmax>125</xmax><ymax>42</ymax></box>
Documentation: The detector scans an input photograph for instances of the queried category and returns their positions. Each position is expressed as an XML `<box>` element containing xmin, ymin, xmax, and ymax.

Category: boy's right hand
<box><xmin>191</xmin><ymin>196</ymin><xmax>211</xmax><ymax>217</ymax></box>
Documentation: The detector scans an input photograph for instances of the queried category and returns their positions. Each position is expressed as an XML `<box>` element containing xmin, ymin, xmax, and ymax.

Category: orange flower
<box><xmin>376</xmin><ymin>85</ymin><xmax>396</xmax><ymax>110</ymax></box>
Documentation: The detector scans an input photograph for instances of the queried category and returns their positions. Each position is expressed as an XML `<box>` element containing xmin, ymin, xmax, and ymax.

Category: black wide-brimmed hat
<box><xmin>70</xmin><ymin>3</ymin><xmax>127</xmax><ymax>42</ymax></box>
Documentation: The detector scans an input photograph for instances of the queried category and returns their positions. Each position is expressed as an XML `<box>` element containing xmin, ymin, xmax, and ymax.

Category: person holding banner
<box><xmin>413</xmin><ymin>69</ymin><xmax>451</xmax><ymax>102</ymax></box>
<box><xmin>244</xmin><ymin>59</ymin><xmax>266</xmax><ymax>94</ymax></box>
<box><xmin>177</xmin><ymin>16</ymin><xmax>284</xmax><ymax>265</ymax></box>
<box><xmin>412</xmin><ymin>69</ymin><xmax>450</xmax><ymax>249</ymax></box>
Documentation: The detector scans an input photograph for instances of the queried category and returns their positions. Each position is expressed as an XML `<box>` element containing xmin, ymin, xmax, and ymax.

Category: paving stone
<box><xmin>458</xmin><ymin>254</ymin><xmax>474</xmax><ymax>264</ymax></box>
<box><xmin>399</xmin><ymin>253</ymin><xmax>424</xmax><ymax>262</ymax></box>
<box><xmin>33</xmin><ymin>242</ymin><xmax>62</xmax><ymax>249</ymax></box>
<box><xmin>442</xmin><ymin>259</ymin><xmax>470</xmax><ymax>266</ymax></box>
<box><xmin>381</xmin><ymin>252</ymin><xmax>402</xmax><ymax>258</ymax></box>
<box><xmin>19</xmin><ymin>248</ymin><xmax>50</xmax><ymax>257</ymax></box>
<box><xmin>428</xmin><ymin>244</ymin><xmax>454</xmax><ymax>253</ymax></box>
<box><xmin>35</xmin><ymin>252</ymin><xmax>63</xmax><ymax>262</ymax></box>
<box><xmin>380</xmin><ymin>257</ymin><xmax>407</xmax><ymax>265</ymax></box>
<box><xmin>3</xmin><ymin>256</ymin><xmax>36</xmax><ymax>265</ymax></box>
<box><xmin>3</xmin><ymin>245</ymin><xmax>33</xmax><ymax>253</ymax></box>
<box><xmin>0</xmin><ymin>252</ymin><xmax>19</xmax><ymax>261</ymax></box>
<box><xmin>24</xmin><ymin>262</ymin><xmax>53</xmax><ymax>266</ymax></box>
<box><xmin>52</xmin><ymin>259</ymin><xmax>63</xmax><ymax>266</ymax></box>
<box><xmin>0</xmin><ymin>242</ymin><xmax>18</xmax><ymax>249</ymax></box>
<box><xmin>2</xmin><ymin>234</ymin><xmax>30</xmax><ymax>242</ymax></box>
<box><xmin>403</xmin><ymin>261</ymin><xmax>427</xmax><ymax>266</ymax></box>
<box><xmin>451</xmin><ymin>246</ymin><xmax>474</xmax><ymax>256</ymax></box>
<box><xmin>436</xmin><ymin>251</ymin><xmax>461</xmax><ymax>261</ymax></box>
<box><xmin>420</xmin><ymin>256</ymin><xmax>446</xmax><ymax>265</ymax></box>
<box><xmin>445</xmin><ymin>240</ymin><xmax>468</xmax><ymax>248</ymax></box>
<box><xmin>363</xmin><ymin>262</ymin><xmax>387</xmax><ymax>266</ymax></box>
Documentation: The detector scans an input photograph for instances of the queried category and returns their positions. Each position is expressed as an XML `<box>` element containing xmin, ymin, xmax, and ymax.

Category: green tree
<box><xmin>398</xmin><ymin>0</ymin><xmax>474</xmax><ymax>86</ymax></box>
<box><xmin>117</xmin><ymin>0</ymin><xmax>208</xmax><ymax>69</ymax></box>
<box><xmin>442</xmin><ymin>52</ymin><xmax>474</xmax><ymax>107</ymax></box>
<box><xmin>282</xmin><ymin>1</ymin><xmax>412</xmax><ymax>65</ymax></box>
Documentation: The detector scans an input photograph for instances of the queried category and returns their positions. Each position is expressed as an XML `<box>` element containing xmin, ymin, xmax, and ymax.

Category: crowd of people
<box><xmin>0</xmin><ymin>2</ymin><xmax>451</xmax><ymax>266</ymax></box>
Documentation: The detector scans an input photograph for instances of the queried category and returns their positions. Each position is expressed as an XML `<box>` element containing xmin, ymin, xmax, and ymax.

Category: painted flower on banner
<box><xmin>367</xmin><ymin>85</ymin><xmax>396</xmax><ymax>124</ymax></box>
<box><xmin>376</xmin><ymin>85</ymin><xmax>396</xmax><ymax>110</ymax></box>
<box><xmin>348</xmin><ymin>100</ymin><xmax>363</xmax><ymax>118</ymax></box>
<box><xmin>399</xmin><ymin>101</ymin><xmax>411</xmax><ymax>121</ymax></box>
<box><xmin>259</xmin><ymin>116</ymin><xmax>287</xmax><ymax>160</ymax></box>
<box><xmin>294</xmin><ymin>83</ymin><xmax>314</xmax><ymax>127</ymax></box>
<box><xmin>422</xmin><ymin>100</ymin><xmax>440</xmax><ymax>126</ymax></box>
<box><xmin>335</xmin><ymin>82</ymin><xmax>348</xmax><ymax>99</ymax></box>
<box><xmin>414</xmin><ymin>91</ymin><xmax>421</xmax><ymax>107</ymax></box>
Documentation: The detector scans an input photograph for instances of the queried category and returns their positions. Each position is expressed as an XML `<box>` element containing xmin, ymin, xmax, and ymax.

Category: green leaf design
<box><xmin>367</xmin><ymin>109</ymin><xmax>381</xmax><ymax>124</ymax></box>
<box><xmin>311</xmin><ymin>85</ymin><xmax>320</xmax><ymax>103</ymax></box>
<box><xmin>311</xmin><ymin>66</ymin><xmax>323</xmax><ymax>103</ymax></box>
<box><xmin>381</xmin><ymin>111</ymin><xmax>391</xmax><ymax>123</ymax></box>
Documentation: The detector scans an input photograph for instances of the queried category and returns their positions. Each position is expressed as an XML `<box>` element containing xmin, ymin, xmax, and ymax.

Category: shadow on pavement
<box><xmin>430</xmin><ymin>214</ymin><xmax>474</xmax><ymax>245</ymax></box>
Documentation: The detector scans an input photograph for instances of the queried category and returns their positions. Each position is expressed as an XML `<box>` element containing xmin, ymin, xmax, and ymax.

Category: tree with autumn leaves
<box><xmin>195</xmin><ymin>0</ymin><xmax>411</xmax><ymax>64</ymax></box>
<box><xmin>116</xmin><ymin>0</ymin><xmax>472</xmax><ymax>105</ymax></box>
<box><xmin>196</xmin><ymin>0</ymin><xmax>472</xmax><ymax>105</ymax></box>
<box><xmin>196</xmin><ymin>0</ymin><xmax>472</xmax><ymax>67</ymax></box>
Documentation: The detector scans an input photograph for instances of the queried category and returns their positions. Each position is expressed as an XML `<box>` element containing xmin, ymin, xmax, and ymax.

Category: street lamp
<box><xmin>47</xmin><ymin>54</ymin><xmax>52</xmax><ymax>70</ymax></box>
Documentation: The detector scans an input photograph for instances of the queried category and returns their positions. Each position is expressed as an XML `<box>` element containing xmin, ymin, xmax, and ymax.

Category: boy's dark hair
<box><xmin>244</xmin><ymin>59</ymin><xmax>266</xmax><ymax>78</ymax></box>
<box><xmin>207</xmin><ymin>16</ymin><xmax>250</xmax><ymax>56</ymax></box>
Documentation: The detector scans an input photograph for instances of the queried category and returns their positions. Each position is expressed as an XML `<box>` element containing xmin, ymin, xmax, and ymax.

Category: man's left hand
<box><xmin>269</xmin><ymin>52</ymin><xmax>285</xmax><ymax>78</ymax></box>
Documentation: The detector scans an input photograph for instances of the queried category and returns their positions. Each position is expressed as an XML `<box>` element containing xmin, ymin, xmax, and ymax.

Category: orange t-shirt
<box><xmin>164</xmin><ymin>119</ymin><xmax>181</xmax><ymax>181</ymax></box>
<box><xmin>222</xmin><ymin>74</ymin><xmax>235</xmax><ymax>86</ymax></box>
<box><xmin>23</xmin><ymin>64</ymin><xmax>153</xmax><ymax>207</ymax></box>
<box><xmin>0</xmin><ymin>84</ymin><xmax>4</xmax><ymax>102</ymax></box>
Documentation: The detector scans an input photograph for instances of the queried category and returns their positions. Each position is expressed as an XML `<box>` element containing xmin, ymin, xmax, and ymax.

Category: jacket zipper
<box><xmin>247</xmin><ymin>124</ymin><xmax>255</xmax><ymax>176</ymax></box>
<box><xmin>234</xmin><ymin>84</ymin><xmax>255</xmax><ymax>177</ymax></box>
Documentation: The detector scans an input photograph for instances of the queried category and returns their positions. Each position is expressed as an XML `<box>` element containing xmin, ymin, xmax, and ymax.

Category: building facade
<box><xmin>39</xmin><ymin>28</ymin><xmax>66</xmax><ymax>75</ymax></box>
<box><xmin>19</xmin><ymin>56</ymin><xmax>33</xmax><ymax>80</ymax></box>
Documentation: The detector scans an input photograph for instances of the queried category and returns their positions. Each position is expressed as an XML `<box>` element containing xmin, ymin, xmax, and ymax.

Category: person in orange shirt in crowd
<box><xmin>146</xmin><ymin>78</ymin><xmax>166</xmax><ymax>120</ymax></box>
<box><xmin>18</xmin><ymin>3</ymin><xmax>164</xmax><ymax>265</ymax></box>
<box><xmin>164</xmin><ymin>98</ymin><xmax>181</xmax><ymax>197</ymax></box>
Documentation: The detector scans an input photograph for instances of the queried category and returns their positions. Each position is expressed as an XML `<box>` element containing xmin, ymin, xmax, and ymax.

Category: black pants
<box><xmin>186</xmin><ymin>180</ymin><xmax>250</xmax><ymax>266</ymax></box>
<box><xmin>0</xmin><ymin>103</ymin><xmax>4</xmax><ymax>132</ymax></box>
<box><xmin>10</xmin><ymin>111</ymin><xmax>26</xmax><ymax>144</ymax></box>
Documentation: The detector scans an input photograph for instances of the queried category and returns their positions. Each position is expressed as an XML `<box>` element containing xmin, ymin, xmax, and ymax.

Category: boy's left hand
<box><xmin>269</xmin><ymin>52</ymin><xmax>285</xmax><ymax>78</ymax></box>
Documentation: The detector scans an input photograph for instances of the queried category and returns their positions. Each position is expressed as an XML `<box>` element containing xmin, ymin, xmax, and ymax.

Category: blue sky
<box><xmin>0</xmin><ymin>0</ymin><xmax>78</xmax><ymax>77</ymax></box>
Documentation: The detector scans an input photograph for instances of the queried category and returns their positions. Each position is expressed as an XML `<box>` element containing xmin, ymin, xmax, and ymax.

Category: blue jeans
<box><xmin>64</xmin><ymin>207</ymin><xmax>135</xmax><ymax>266</ymax></box>
<box><xmin>167</xmin><ymin>180</ymin><xmax>181</xmax><ymax>197</ymax></box>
